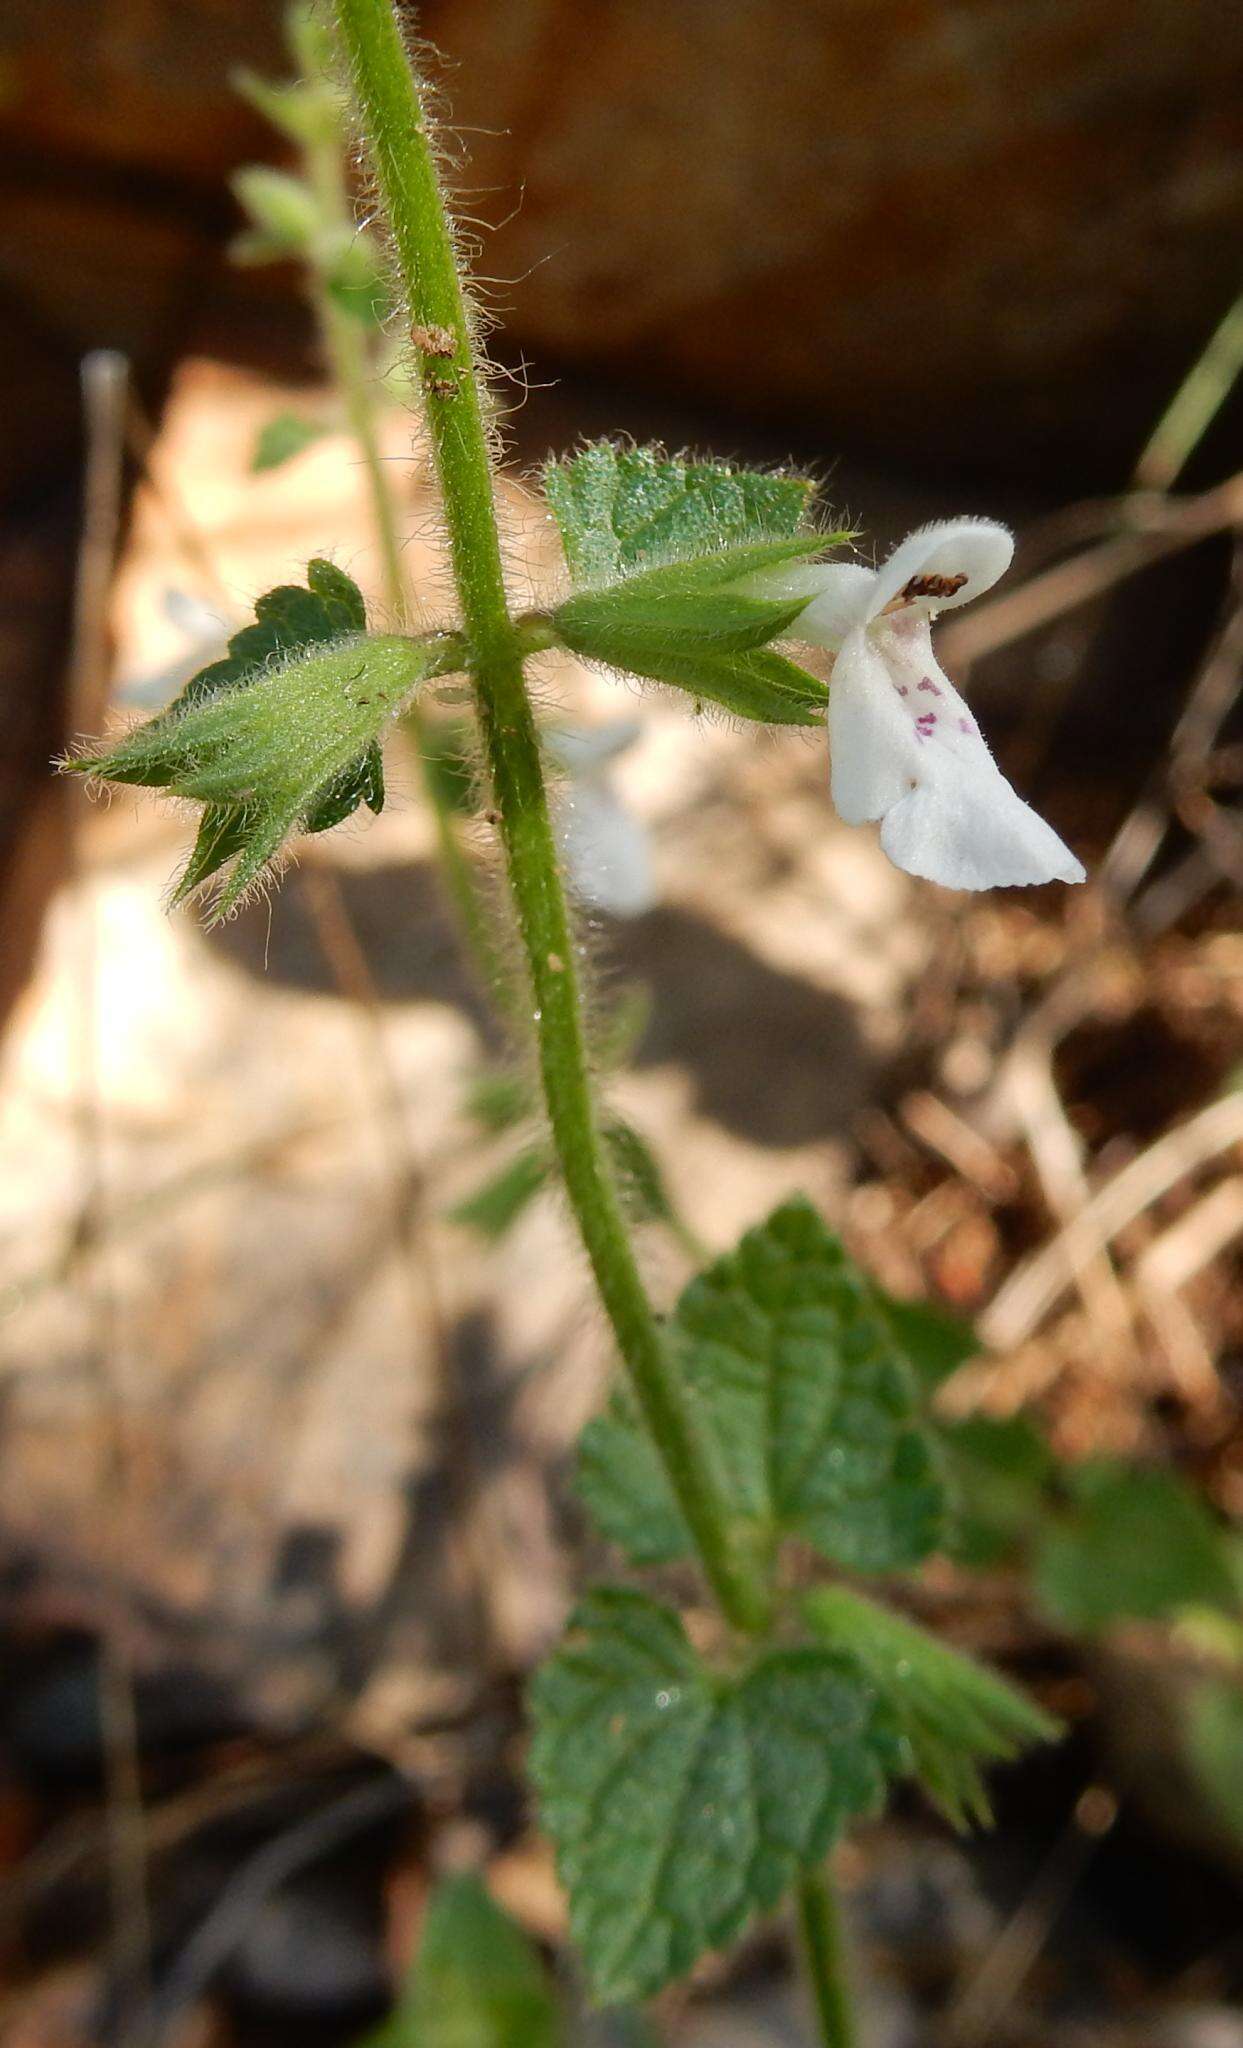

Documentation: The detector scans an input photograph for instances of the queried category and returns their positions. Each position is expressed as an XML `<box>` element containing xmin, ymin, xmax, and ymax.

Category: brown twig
<box><xmin>134</xmin><ymin>1774</ymin><xmax>412</xmax><ymax>2048</ymax></box>
<box><xmin>67</xmin><ymin>347</ymin><xmax>154</xmax><ymax>2032</ymax></box>
<box><xmin>938</xmin><ymin>470</ymin><xmax>1243</xmax><ymax>669</ymax></box>
<box><xmin>942</xmin><ymin>1787</ymin><xmax>1118</xmax><ymax>2047</ymax></box>
<box><xmin>981</xmin><ymin>1093</ymin><xmax>1243</xmax><ymax>1353</ymax></box>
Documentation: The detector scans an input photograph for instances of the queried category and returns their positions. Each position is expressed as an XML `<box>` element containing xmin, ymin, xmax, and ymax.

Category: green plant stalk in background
<box><xmin>331</xmin><ymin>0</ymin><xmax>773</xmax><ymax>1640</ymax></box>
<box><xmin>285</xmin><ymin>19</ymin><xmax>518</xmax><ymax>1002</ymax></box>
<box><xmin>798</xmin><ymin>1869</ymin><xmax>857</xmax><ymax>2048</ymax></box>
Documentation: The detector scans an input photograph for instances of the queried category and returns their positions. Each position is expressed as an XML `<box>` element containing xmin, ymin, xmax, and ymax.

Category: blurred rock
<box><xmin>1163</xmin><ymin>2013</ymin><xmax>1243</xmax><ymax>2048</ymax></box>
<box><xmin>226</xmin><ymin>1873</ymin><xmax>390</xmax><ymax>2021</ymax></box>
<box><xmin>1</xmin><ymin>1</ymin><xmax>1240</xmax><ymax>480</ymax></box>
<box><xmin>424</xmin><ymin>0</ymin><xmax>1243</xmax><ymax>481</ymax></box>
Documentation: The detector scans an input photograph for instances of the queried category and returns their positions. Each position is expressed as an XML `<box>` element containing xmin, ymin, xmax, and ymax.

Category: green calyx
<box><xmin>542</xmin><ymin>443</ymin><xmax>849</xmax><ymax>724</ymax></box>
<box><xmin>550</xmin><ymin>544</ymin><xmax>830</xmax><ymax>727</ymax></box>
<box><xmin>804</xmin><ymin>1585</ymin><xmax>1061</xmax><ymax>1830</ymax></box>
<box><xmin>66</xmin><ymin>561</ymin><xmax>463</xmax><ymax>919</ymax></box>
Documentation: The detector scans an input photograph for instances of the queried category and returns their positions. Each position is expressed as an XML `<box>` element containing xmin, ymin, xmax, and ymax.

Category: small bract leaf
<box><xmin>417</xmin><ymin>719</ymin><xmax>477</xmax><ymax>816</ymax></box>
<box><xmin>169</xmin><ymin>559</ymin><xmax>369</xmax><ymax>716</ymax></box>
<box><xmin>557</xmin><ymin>587</ymin><xmax>808</xmax><ymax>657</ymax></box>
<box><xmin>577</xmin><ymin>1198</ymin><xmax>945</xmax><ymax>1573</ymax></box>
<box><xmin>307</xmin><ymin>555</ymin><xmax>368</xmax><ymax>633</ymax></box>
<box><xmin>365</xmin><ymin>1873</ymin><xmax>561</xmax><ymax>2048</ymax></box>
<box><xmin>324</xmin><ymin>234</ymin><xmax>391</xmax><ymax>326</ymax></box>
<box><xmin>530</xmin><ymin>1587</ymin><xmax>901</xmax><ymax>2006</ymax></box>
<box><xmin>613</xmin><ymin>641</ymin><xmax>825</xmax><ymax>726</ymax></box>
<box><xmin>1184</xmin><ymin>1679</ymin><xmax>1243</xmax><ymax>1851</ymax></box>
<box><xmin>544</xmin><ymin>443</ymin><xmax>817</xmax><ymax>586</ymax></box>
<box><xmin>464</xmin><ymin>1067</ymin><xmax>534</xmax><ymax>1134</ymax></box>
<box><xmin>303</xmin><ymin>739</ymin><xmax>385</xmax><ymax>833</ymax></box>
<box><xmin>804</xmin><ymin>1586</ymin><xmax>1060</xmax><ymax>1830</ymax></box>
<box><xmin>880</xmin><ymin>1294</ymin><xmax>979</xmax><ymax>1390</ymax></box>
<box><xmin>67</xmin><ymin>566</ymin><xmax>447</xmax><ymax>920</ymax></box>
<box><xmin>448</xmin><ymin>1147</ymin><xmax>549</xmax><ymax>1240</ymax></box>
<box><xmin>1034</xmin><ymin>1461</ymin><xmax>1236</xmax><ymax>1632</ymax></box>
<box><xmin>234</xmin><ymin>69</ymin><xmax>334</xmax><ymax>146</ymax></box>
<box><xmin>938</xmin><ymin>1411</ymin><xmax>1055</xmax><ymax>1568</ymax></box>
<box><xmin>251</xmin><ymin>412</ymin><xmax>332</xmax><ymax>473</ymax></box>
<box><xmin>603</xmin><ymin>1118</ymin><xmax>677</xmax><ymax>1230</ymax></box>
<box><xmin>231</xmin><ymin>165</ymin><xmax>320</xmax><ymax>256</ymax></box>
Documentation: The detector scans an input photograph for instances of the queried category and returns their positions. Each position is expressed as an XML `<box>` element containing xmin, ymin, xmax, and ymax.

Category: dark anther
<box><xmin>901</xmin><ymin>572</ymin><xmax>969</xmax><ymax>601</ymax></box>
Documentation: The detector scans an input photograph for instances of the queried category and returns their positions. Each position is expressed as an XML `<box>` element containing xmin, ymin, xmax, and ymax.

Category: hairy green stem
<box><xmin>298</xmin><ymin>50</ymin><xmax>511</xmax><ymax>1001</ymax></box>
<box><xmin>798</xmin><ymin>1869</ymin><xmax>857</xmax><ymax>2048</ymax></box>
<box><xmin>332</xmin><ymin>0</ymin><xmax>769</xmax><ymax>1635</ymax></box>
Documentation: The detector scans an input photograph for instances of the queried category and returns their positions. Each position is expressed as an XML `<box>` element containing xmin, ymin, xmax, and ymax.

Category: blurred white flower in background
<box><xmin>546</xmin><ymin>718</ymin><xmax>657</xmax><ymax>918</ymax></box>
<box><xmin>116</xmin><ymin>586</ymin><xmax>231</xmax><ymax>710</ymax></box>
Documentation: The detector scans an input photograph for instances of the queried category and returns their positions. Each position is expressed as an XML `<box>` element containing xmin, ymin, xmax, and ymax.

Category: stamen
<box><xmin>901</xmin><ymin>572</ymin><xmax>968</xmax><ymax>602</ymax></box>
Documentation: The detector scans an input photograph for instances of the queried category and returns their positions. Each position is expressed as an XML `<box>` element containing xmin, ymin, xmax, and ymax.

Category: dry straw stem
<box><xmin>938</xmin><ymin>469</ymin><xmax>1243</xmax><ymax>669</ymax></box>
<box><xmin>982</xmin><ymin>1092</ymin><xmax>1243</xmax><ymax>1353</ymax></box>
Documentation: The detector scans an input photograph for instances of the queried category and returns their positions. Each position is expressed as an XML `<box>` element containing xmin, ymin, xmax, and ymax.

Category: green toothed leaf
<box><xmin>530</xmin><ymin>1587</ymin><xmax>901</xmax><ymax>2005</ymax></box>
<box><xmin>877</xmin><ymin>1294</ymin><xmax>1057</xmax><ymax>1566</ymax></box>
<box><xmin>804</xmin><ymin>1586</ymin><xmax>1060</xmax><ymax>1830</ymax></box>
<box><xmin>938</xmin><ymin>1411</ymin><xmax>1056</xmax><ymax>1568</ymax></box>
<box><xmin>577</xmin><ymin>1198</ymin><xmax>945</xmax><ymax>1573</ymax></box>
<box><xmin>1035</xmin><ymin>1461</ymin><xmax>1236</xmax><ymax>1632</ymax></box>
<box><xmin>880</xmin><ymin>1294</ymin><xmax>979</xmax><ymax>1390</ymax></box>
<box><xmin>364</xmin><ymin>1873</ymin><xmax>561</xmax><ymax>2048</ymax></box>
<box><xmin>576</xmin><ymin>1396</ymin><xmax>688</xmax><ymax>1566</ymax></box>
<box><xmin>543</xmin><ymin>443</ymin><xmax>819</xmax><ymax>587</ymax></box>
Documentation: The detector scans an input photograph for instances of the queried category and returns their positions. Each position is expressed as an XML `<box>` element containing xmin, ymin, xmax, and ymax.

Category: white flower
<box><xmin>747</xmin><ymin>518</ymin><xmax>1085</xmax><ymax>891</ymax></box>
<box><xmin>547</xmin><ymin>718</ymin><xmax>657</xmax><ymax>918</ymax></box>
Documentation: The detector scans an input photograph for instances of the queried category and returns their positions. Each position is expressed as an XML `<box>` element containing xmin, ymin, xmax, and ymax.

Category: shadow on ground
<box><xmin>210</xmin><ymin>865</ymin><xmax>870</xmax><ymax>1149</ymax></box>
